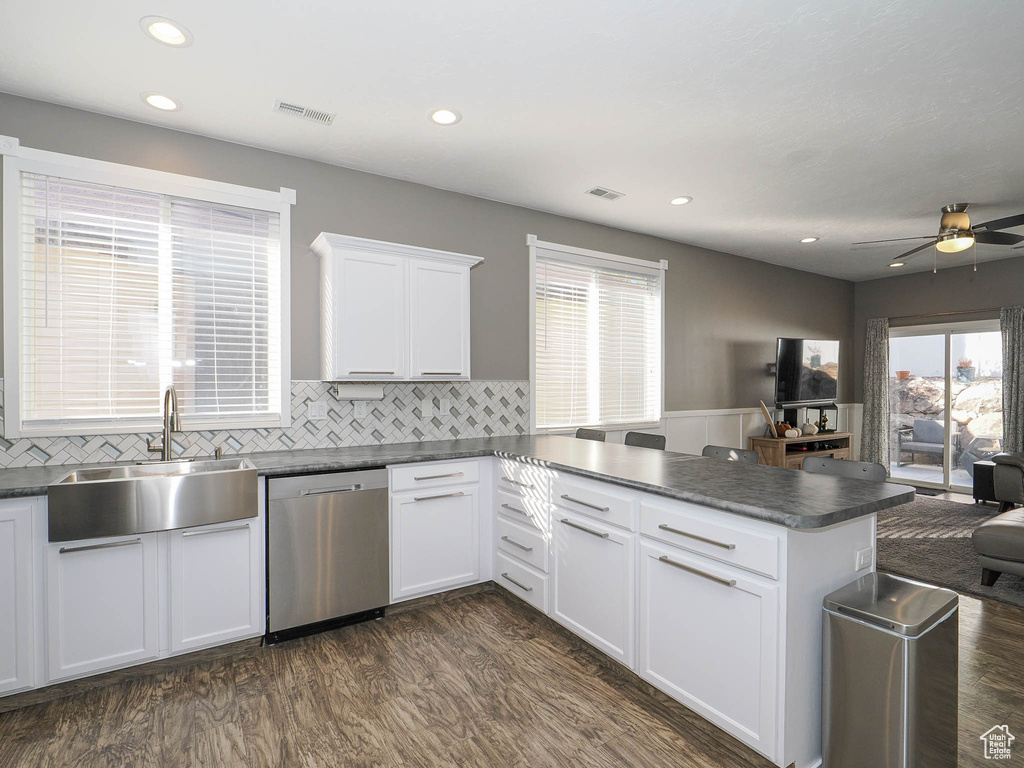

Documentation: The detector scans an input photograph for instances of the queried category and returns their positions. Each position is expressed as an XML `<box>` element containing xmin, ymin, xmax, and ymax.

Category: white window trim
<box><xmin>527</xmin><ymin>234</ymin><xmax>667</xmax><ymax>434</ymax></box>
<box><xmin>0</xmin><ymin>137</ymin><xmax>293</xmax><ymax>437</ymax></box>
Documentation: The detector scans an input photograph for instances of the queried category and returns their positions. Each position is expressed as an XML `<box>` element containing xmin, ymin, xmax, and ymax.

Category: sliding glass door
<box><xmin>889</xmin><ymin>320</ymin><xmax>1003</xmax><ymax>492</ymax></box>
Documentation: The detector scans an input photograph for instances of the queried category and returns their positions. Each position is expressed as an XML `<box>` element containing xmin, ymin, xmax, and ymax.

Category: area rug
<box><xmin>876</xmin><ymin>497</ymin><xmax>1024</xmax><ymax>608</ymax></box>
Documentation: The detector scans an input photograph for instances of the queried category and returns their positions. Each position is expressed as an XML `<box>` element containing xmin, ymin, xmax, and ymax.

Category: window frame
<box><xmin>1</xmin><ymin>137</ymin><xmax>293</xmax><ymax>438</ymax></box>
<box><xmin>527</xmin><ymin>234</ymin><xmax>667</xmax><ymax>434</ymax></box>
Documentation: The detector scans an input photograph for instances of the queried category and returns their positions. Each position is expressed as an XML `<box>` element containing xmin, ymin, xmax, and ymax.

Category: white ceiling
<box><xmin>3</xmin><ymin>0</ymin><xmax>1024</xmax><ymax>281</ymax></box>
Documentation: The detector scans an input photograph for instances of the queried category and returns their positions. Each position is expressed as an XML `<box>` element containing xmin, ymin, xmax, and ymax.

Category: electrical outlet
<box><xmin>353</xmin><ymin>401</ymin><xmax>368</xmax><ymax>419</ymax></box>
<box><xmin>421</xmin><ymin>397</ymin><xmax>432</xmax><ymax>419</ymax></box>
<box><xmin>856</xmin><ymin>546</ymin><xmax>874</xmax><ymax>571</ymax></box>
<box><xmin>307</xmin><ymin>401</ymin><xmax>328</xmax><ymax>421</ymax></box>
<box><xmin>440</xmin><ymin>398</ymin><xmax>451</xmax><ymax>416</ymax></box>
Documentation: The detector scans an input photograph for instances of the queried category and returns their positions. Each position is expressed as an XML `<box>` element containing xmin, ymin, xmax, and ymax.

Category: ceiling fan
<box><xmin>853</xmin><ymin>203</ymin><xmax>1024</xmax><ymax>269</ymax></box>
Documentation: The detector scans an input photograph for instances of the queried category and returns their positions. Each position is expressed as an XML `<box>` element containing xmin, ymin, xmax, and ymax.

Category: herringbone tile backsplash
<box><xmin>0</xmin><ymin>379</ymin><xmax>529</xmax><ymax>468</ymax></box>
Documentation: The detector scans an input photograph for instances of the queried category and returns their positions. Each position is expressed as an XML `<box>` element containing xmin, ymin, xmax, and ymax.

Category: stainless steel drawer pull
<box><xmin>657</xmin><ymin>523</ymin><xmax>736</xmax><ymax>550</ymax></box>
<box><xmin>501</xmin><ymin>572</ymin><xmax>533</xmax><ymax>592</ymax></box>
<box><xmin>501</xmin><ymin>503</ymin><xmax>532</xmax><ymax>518</ymax></box>
<box><xmin>658</xmin><ymin>555</ymin><xmax>736</xmax><ymax>587</ymax></box>
<box><xmin>349</xmin><ymin>371</ymin><xmax>395</xmax><ymax>375</ymax></box>
<box><xmin>301</xmin><ymin>485</ymin><xmax>361</xmax><ymax>496</ymax></box>
<box><xmin>560</xmin><ymin>494</ymin><xmax>610</xmax><ymax>512</ymax></box>
<box><xmin>413</xmin><ymin>472</ymin><xmax>465</xmax><ymax>481</ymax></box>
<box><xmin>413</xmin><ymin>491</ymin><xmax>465</xmax><ymax>502</ymax></box>
<box><xmin>183</xmin><ymin>523</ymin><xmax>250</xmax><ymax>537</ymax></box>
<box><xmin>501</xmin><ymin>476</ymin><xmax>535</xmax><ymax>489</ymax></box>
<box><xmin>559</xmin><ymin>518</ymin><xmax>609</xmax><ymax>539</ymax></box>
<box><xmin>421</xmin><ymin>371</ymin><xmax>463</xmax><ymax>376</ymax></box>
<box><xmin>501</xmin><ymin>536</ymin><xmax>534</xmax><ymax>552</ymax></box>
<box><xmin>59</xmin><ymin>538</ymin><xmax>142</xmax><ymax>555</ymax></box>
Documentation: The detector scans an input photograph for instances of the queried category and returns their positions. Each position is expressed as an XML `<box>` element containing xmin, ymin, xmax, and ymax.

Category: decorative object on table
<box><xmin>784</xmin><ymin>428</ymin><xmax>801</xmax><ymax>438</ymax></box>
<box><xmin>807</xmin><ymin>402</ymin><xmax>839</xmax><ymax>434</ymax></box>
<box><xmin>759</xmin><ymin>400</ymin><xmax>778</xmax><ymax>438</ymax></box>
<box><xmin>956</xmin><ymin>357</ymin><xmax>976</xmax><ymax>383</ymax></box>
<box><xmin>801</xmin><ymin>421</ymin><xmax>819</xmax><ymax>436</ymax></box>
<box><xmin>897</xmin><ymin>370</ymin><xmax>911</xmax><ymax>381</ymax></box>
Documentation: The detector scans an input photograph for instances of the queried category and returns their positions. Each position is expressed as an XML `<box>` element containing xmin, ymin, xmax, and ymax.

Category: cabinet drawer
<box><xmin>496</xmin><ymin>489</ymin><xmax>551</xmax><ymax>533</ymax></box>
<box><xmin>497</xmin><ymin>516</ymin><xmax>549</xmax><ymax>573</ymax></box>
<box><xmin>640</xmin><ymin>500</ymin><xmax>780</xmax><ymax>580</ymax></box>
<box><xmin>496</xmin><ymin>458</ymin><xmax>552</xmax><ymax>500</ymax></box>
<box><xmin>391</xmin><ymin>460</ymin><xmax>479</xmax><ymax>492</ymax></box>
<box><xmin>496</xmin><ymin>552</ymin><xmax>548</xmax><ymax>614</ymax></box>
<box><xmin>551</xmin><ymin>476</ymin><xmax>637</xmax><ymax>531</ymax></box>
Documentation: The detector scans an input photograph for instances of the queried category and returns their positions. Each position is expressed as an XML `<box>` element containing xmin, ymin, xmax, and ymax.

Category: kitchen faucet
<box><xmin>147</xmin><ymin>386</ymin><xmax>182</xmax><ymax>462</ymax></box>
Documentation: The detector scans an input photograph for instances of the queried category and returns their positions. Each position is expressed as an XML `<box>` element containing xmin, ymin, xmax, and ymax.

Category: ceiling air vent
<box><xmin>274</xmin><ymin>99</ymin><xmax>336</xmax><ymax>126</ymax></box>
<box><xmin>585</xmin><ymin>186</ymin><xmax>624</xmax><ymax>201</ymax></box>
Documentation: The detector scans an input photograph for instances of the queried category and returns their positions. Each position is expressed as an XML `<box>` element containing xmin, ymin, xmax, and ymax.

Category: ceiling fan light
<box><xmin>935</xmin><ymin>231</ymin><xmax>974</xmax><ymax>253</ymax></box>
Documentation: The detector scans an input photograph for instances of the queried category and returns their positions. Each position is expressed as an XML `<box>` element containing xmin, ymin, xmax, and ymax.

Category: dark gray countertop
<box><xmin>0</xmin><ymin>435</ymin><xmax>913</xmax><ymax>529</ymax></box>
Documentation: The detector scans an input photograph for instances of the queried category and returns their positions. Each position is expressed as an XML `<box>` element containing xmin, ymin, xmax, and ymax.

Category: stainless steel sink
<box><xmin>47</xmin><ymin>458</ymin><xmax>259</xmax><ymax>542</ymax></box>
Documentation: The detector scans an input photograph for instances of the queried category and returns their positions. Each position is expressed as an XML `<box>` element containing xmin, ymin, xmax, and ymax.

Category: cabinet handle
<box><xmin>348</xmin><ymin>371</ymin><xmax>395</xmax><ymax>375</ymax></box>
<box><xmin>500</xmin><ymin>535</ymin><xmax>533</xmax><ymax>552</ymax></box>
<box><xmin>420</xmin><ymin>371</ymin><xmax>463</xmax><ymax>376</ymax></box>
<box><xmin>560</xmin><ymin>494</ymin><xmax>610</xmax><ymax>512</ymax></box>
<box><xmin>657</xmin><ymin>523</ymin><xmax>735</xmax><ymax>550</ymax></box>
<box><xmin>658</xmin><ymin>555</ymin><xmax>736</xmax><ymax>587</ymax></box>
<box><xmin>500</xmin><ymin>503</ymin><xmax>532</xmax><ymax>518</ymax></box>
<box><xmin>413</xmin><ymin>491</ymin><xmax>465</xmax><ymax>502</ymax></box>
<box><xmin>182</xmin><ymin>523</ymin><xmax>250</xmax><ymax>537</ymax></box>
<box><xmin>559</xmin><ymin>518</ymin><xmax>610</xmax><ymax>539</ymax></box>
<box><xmin>59</xmin><ymin>538</ymin><xmax>141</xmax><ymax>555</ymax></box>
<box><xmin>414</xmin><ymin>472</ymin><xmax>465</xmax><ymax>481</ymax></box>
<box><xmin>501</xmin><ymin>573</ymin><xmax>533</xmax><ymax>592</ymax></box>
<box><xmin>501</xmin><ymin>476</ymin><xmax>534</xmax><ymax>490</ymax></box>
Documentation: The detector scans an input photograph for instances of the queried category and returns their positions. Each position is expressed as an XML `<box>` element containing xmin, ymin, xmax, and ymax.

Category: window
<box><xmin>530</xmin><ymin>237</ymin><xmax>664</xmax><ymax>430</ymax></box>
<box><xmin>2</xmin><ymin>144</ymin><xmax>292</xmax><ymax>436</ymax></box>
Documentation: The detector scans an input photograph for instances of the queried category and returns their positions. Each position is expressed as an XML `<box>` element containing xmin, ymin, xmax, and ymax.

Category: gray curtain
<box><xmin>861</xmin><ymin>317</ymin><xmax>890</xmax><ymax>470</ymax></box>
<box><xmin>1002</xmin><ymin>306</ymin><xmax>1024</xmax><ymax>454</ymax></box>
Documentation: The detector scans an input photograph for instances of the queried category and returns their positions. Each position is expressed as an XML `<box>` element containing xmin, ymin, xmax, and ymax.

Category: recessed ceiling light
<box><xmin>669</xmin><ymin>196</ymin><xmax>692</xmax><ymax>206</ymax></box>
<box><xmin>141</xmin><ymin>92</ymin><xmax>181</xmax><ymax>111</ymax></box>
<box><xmin>889</xmin><ymin>261</ymin><xmax>905</xmax><ymax>268</ymax></box>
<box><xmin>799</xmin><ymin>237</ymin><xmax>819</xmax><ymax>244</ymax></box>
<box><xmin>430</xmin><ymin>108</ymin><xmax>462</xmax><ymax>125</ymax></box>
<box><xmin>139</xmin><ymin>16</ymin><xmax>193</xmax><ymax>47</ymax></box>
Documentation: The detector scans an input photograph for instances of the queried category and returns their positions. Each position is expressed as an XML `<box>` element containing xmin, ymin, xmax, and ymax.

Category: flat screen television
<box><xmin>774</xmin><ymin>338</ymin><xmax>839</xmax><ymax>406</ymax></box>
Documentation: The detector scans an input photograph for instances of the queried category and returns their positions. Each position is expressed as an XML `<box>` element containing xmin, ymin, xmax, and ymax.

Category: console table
<box><xmin>748</xmin><ymin>432</ymin><xmax>853</xmax><ymax>470</ymax></box>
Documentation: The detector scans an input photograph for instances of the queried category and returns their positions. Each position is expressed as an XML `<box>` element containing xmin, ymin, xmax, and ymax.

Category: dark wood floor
<box><xmin>0</xmin><ymin>586</ymin><xmax>1020</xmax><ymax>767</ymax></box>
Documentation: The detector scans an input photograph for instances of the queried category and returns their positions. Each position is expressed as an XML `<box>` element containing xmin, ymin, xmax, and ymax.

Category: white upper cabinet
<box><xmin>313</xmin><ymin>233</ymin><xmax>482</xmax><ymax>382</ymax></box>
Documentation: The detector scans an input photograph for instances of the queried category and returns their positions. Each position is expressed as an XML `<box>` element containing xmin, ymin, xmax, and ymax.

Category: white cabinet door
<box><xmin>552</xmin><ymin>509</ymin><xmax>635</xmax><ymax>668</ymax></box>
<box><xmin>391</xmin><ymin>487</ymin><xmax>479</xmax><ymax>601</ymax></box>
<box><xmin>168</xmin><ymin>519</ymin><xmax>262</xmax><ymax>654</ymax></box>
<box><xmin>0</xmin><ymin>499</ymin><xmax>35</xmax><ymax>695</ymax></box>
<box><xmin>322</xmin><ymin>250</ymin><xmax>407</xmax><ymax>380</ymax></box>
<box><xmin>46</xmin><ymin>534</ymin><xmax>159</xmax><ymax>682</ymax></box>
<box><xmin>408</xmin><ymin>259</ymin><xmax>470</xmax><ymax>379</ymax></box>
<box><xmin>638</xmin><ymin>540</ymin><xmax>778</xmax><ymax>758</ymax></box>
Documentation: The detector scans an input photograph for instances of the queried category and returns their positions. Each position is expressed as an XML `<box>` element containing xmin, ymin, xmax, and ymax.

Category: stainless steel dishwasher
<box><xmin>267</xmin><ymin>469</ymin><xmax>389</xmax><ymax>642</ymax></box>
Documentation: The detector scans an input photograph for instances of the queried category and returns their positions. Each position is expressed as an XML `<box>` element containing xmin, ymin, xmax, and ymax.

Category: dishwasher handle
<box><xmin>299</xmin><ymin>485</ymin><xmax>364</xmax><ymax>496</ymax></box>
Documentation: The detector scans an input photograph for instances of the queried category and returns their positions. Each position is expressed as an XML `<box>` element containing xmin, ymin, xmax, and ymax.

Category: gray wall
<box><xmin>853</xmin><ymin>258</ymin><xmax>1024</xmax><ymax>401</ymax></box>
<box><xmin>0</xmin><ymin>92</ymin><xmax>855</xmax><ymax>411</ymax></box>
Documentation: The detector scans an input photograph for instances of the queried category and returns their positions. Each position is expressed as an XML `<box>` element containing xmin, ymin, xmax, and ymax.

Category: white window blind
<box><xmin>534</xmin><ymin>248</ymin><xmax>663</xmax><ymax>430</ymax></box>
<box><xmin>16</xmin><ymin>171</ymin><xmax>284</xmax><ymax>434</ymax></box>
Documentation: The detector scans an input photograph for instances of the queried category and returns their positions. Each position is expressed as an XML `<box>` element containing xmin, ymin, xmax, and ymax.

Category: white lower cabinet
<box><xmin>638</xmin><ymin>539</ymin><xmax>779</xmax><ymax>758</ymax></box>
<box><xmin>46</xmin><ymin>533</ymin><xmax>160</xmax><ymax>682</ymax></box>
<box><xmin>392</xmin><ymin>485</ymin><xmax>480</xmax><ymax>601</ymax></box>
<box><xmin>551</xmin><ymin>509</ymin><xmax>635</xmax><ymax>668</ymax></box>
<box><xmin>169</xmin><ymin>519</ymin><xmax>263</xmax><ymax>653</ymax></box>
<box><xmin>0</xmin><ymin>498</ymin><xmax>37</xmax><ymax>695</ymax></box>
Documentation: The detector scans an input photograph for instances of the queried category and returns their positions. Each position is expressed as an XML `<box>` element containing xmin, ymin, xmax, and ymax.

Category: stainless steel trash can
<box><xmin>822</xmin><ymin>572</ymin><xmax>958</xmax><ymax>768</ymax></box>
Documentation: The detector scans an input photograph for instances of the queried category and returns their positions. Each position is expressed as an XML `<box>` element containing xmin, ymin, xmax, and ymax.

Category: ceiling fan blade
<box><xmin>974</xmin><ymin>230</ymin><xmax>1024</xmax><ymax>246</ymax></box>
<box><xmin>891</xmin><ymin>240</ymin><xmax>938</xmax><ymax>262</ymax></box>
<box><xmin>852</xmin><ymin>235</ymin><xmax>935</xmax><ymax>245</ymax></box>
<box><xmin>974</xmin><ymin>213</ymin><xmax>1024</xmax><ymax>232</ymax></box>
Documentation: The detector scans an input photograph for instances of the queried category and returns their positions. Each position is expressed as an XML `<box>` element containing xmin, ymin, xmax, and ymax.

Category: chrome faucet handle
<box><xmin>214</xmin><ymin>446</ymin><xmax>224</xmax><ymax>460</ymax></box>
<box><xmin>146</xmin><ymin>437</ymin><xmax>164</xmax><ymax>454</ymax></box>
